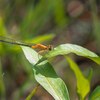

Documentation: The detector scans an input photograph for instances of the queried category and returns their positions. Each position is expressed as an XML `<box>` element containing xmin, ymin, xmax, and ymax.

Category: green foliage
<box><xmin>20</xmin><ymin>0</ymin><xmax>54</xmax><ymax>37</ymax></box>
<box><xmin>26</xmin><ymin>34</ymin><xmax>55</xmax><ymax>44</ymax></box>
<box><xmin>87</xmin><ymin>68</ymin><xmax>93</xmax><ymax>82</ymax></box>
<box><xmin>0</xmin><ymin>0</ymin><xmax>100</xmax><ymax>99</ymax></box>
<box><xmin>0</xmin><ymin>14</ymin><xmax>55</xmax><ymax>99</ymax></box>
<box><xmin>22</xmin><ymin>43</ymin><xmax>100</xmax><ymax>100</ymax></box>
<box><xmin>66</xmin><ymin>57</ymin><xmax>90</xmax><ymax>100</ymax></box>
<box><xmin>19</xmin><ymin>0</ymin><xmax>67</xmax><ymax>38</ymax></box>
<box><xmin>0</xmin><ymin>17</ymin><xmax>7</xmax><ymax>36</ymax></box>
<box><xmin>22</xmin><ymin>46</ymin><xmax>70</xmax><ymax>100</ymax></box>
<box><xmin>45</xmin><ymin>44</ymin><xmax>99</xmax><ymax>60</ymax></box>
<box><xmin>89</xmin><ymin>86</ymin><xmax>100</xmax><ymax>100</ymax></box>
<box><xmin>90</xmin><ymin>0</ymin><xmax>100</xmax><ymax>46</ymax></box>
<box><xmin>53</xmin><ymin>0</ymin><xmax>67</xmax><ymax>27</ymax></box>
<box><xmin>0</xmin><ymin>17</ymin><xmax>7</xmax><ymax>55</ymax></box>
<box><xmin>0</xmin><ymin>59</ymin><xmax>5</xmax><ymax>100</ymax></box>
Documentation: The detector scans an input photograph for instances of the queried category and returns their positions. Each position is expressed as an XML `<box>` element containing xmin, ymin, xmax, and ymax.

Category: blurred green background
<box><xmin>0</xmin><ymin>0</ymin><xmax>100</xmax><ymax>100</ymax></box>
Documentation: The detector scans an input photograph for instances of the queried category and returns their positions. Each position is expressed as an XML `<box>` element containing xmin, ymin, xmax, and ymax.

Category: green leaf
<box><xmin>89</xmin><ymin>86</ymin><xmax>100</xmax><ymax>100</ymax></box>
<box><xmin>66</xmin><ymin>57</ymin><xmax>90</xmax><ymax>100</ymax></box>
<box><xmin>88</xmin><ymin>57</ymin><xmax>100</xmax><ymax>65</ymax></box>
<box><xmin>22</xmin><ymin>46</ymin><xmax>70</xmax><ymax>100</ymax></box>
<box><xmin>87</xmin><ymin>68</ymin><xmax>93</xmax><ymax>82</ymax></box>
<box><xmin>26</xmin><ymin>34</ymin><xmax>55</xmax><ymax>44</ymax></box>
<box><xmin>26</xmin><ymin>84</ymin><xmax>40</xmax><ymax>100</ymax></box>
<box><xmin>45</xmin><ymin>44</ymin><xmax>100</xmax><ymax>65</ymax></box>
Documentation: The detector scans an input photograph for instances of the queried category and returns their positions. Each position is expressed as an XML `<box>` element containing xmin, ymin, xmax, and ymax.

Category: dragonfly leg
<box><xmin>38</xmin><ymin>50</ymin><xmax>49</xmax><ymax>59</ymax></box>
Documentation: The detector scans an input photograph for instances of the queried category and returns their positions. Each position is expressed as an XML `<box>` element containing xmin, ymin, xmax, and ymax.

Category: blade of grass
<box><xmin>26</xmin><ymin>84</ymin><xmax>40</xmax><ymax>100</ymax></box>
<box><xmin>87</xmin><ymin>68</ymin><xmax>93</xmax><ymax>82</ymax></box>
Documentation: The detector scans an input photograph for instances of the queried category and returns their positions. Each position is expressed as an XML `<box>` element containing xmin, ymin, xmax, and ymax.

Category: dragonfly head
<box><xmin>48</xmin><ymin>45</ymin><xmax>53</xmax><ymax>51</ymax></box>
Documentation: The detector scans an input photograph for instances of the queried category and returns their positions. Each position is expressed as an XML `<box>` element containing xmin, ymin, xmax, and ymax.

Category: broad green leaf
<box><xmin>89</xmin><ymin>86</ymin><xmax>100</xmax><ymax>100</ymax></box>
<box><xmin>26</xmin><ymin>84</ymin><xmax>40</xmax><ymax>100</ymax></box>
<box><xmin>22</xmin><ymin>46</ymin><xmax>70</xmax><ymax>100</ymax></box>
<box><xmin>66</xmin><ymin>57</ymin><xmax>90</xmax><ymax>100</ymax></box>
<box><xmin>45</xmin><ymin>44</ymin><xmax>100</xmax><ymax>65</ymax></box>
<box><xmin>22</xmin><ymin>47</ymin><xmax>40</xmax><ymax>65</ymax></box>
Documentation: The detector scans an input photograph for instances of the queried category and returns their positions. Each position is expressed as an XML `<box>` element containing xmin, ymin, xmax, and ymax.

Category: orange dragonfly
<box><xmin>0</xmin><ymin>36</ymin><xmax>52</xmax><ymax>53</ymax></box>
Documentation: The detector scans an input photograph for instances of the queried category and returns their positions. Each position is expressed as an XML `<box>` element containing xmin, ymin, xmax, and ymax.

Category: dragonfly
<box><xmin>0</xmin><ymin>36</ymin><xmax>52</xmax><ymax>54</ymax></box>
